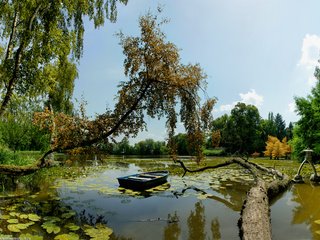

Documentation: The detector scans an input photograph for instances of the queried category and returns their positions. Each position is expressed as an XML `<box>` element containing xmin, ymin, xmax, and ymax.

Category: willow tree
<box><xmin>0</xmin><ymin>0</ymin><xmax>127</xmax><ymax>116</ymax></box>
<box><xmin>1</xmin><ymin>11</ymin><xmax>215</xmax><ymax>174</ymax></box>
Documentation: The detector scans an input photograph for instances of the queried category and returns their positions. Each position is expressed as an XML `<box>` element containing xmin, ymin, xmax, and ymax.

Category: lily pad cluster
<box><xmin>0</xmin><ymin>197</ymin><xmax>113</xmax><ymax>240</ymax></box>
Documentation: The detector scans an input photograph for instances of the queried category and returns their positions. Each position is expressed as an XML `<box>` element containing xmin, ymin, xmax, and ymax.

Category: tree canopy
<box><xmin>31</xmin><ymin>10</ymin><xmax>216</xmax><ymax>167</ymax></box>
<box><xmin>222</xmin><ymin>103</ymin><xmax>261</xmax><ymax>155</ymax></box>
<box><xmin>0</xmin><ymin>0</ymin><xmax>127</xmax><ymax>116</ymax></box>
<box><xmin>294</xmin><ymin>66</ymin><xmax>320</xmax><ymax>156</ymax></box>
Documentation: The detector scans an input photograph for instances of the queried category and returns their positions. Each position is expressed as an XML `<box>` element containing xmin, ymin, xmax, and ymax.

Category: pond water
<box><xmin>0</xmin><ymin>159</ymin><xmax>320</xmax><ymax>239</ymax></box>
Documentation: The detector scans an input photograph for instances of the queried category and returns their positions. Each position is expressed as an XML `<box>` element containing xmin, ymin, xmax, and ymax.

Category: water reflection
<box><xmin>55</xmin><ymin>164</ymin><xmax>241</xmax><ymax>239</ymax></box>
<box><xmin>0</xmin><ymin>161</ymin><xmax>248</xmax><ymax>239</ymax></box>
<box><xmin>163</xmin><ymin>212</ymin><xmax>180</xmax><ymax>240</ymax></box>
<box><xmin>187</xmin><ymin>202</ymin><xmax>206</xmax><ymax>240</ymax></box>
<box><xmin>291</xmin><ymin>184</ymin><xmax>320</xmax><ymax>240</ymax></box>
<box><xmin>271</xmin><ymin>183</ymin><xmax>320</xmax><ymax>240</ymax></box>
<box><xmin>211</xmin><ymin>218</ymin><xmax>222</xmax><ymax>240</ymax></box>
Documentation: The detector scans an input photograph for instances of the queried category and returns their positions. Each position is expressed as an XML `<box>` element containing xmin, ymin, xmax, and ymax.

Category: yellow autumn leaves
<box><xmin>264</xmin><ymin>135</ymin><xmax>292</xmax><ymax>160</ymax></box>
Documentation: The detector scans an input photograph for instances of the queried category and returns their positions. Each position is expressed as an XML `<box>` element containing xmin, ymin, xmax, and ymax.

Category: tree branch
<box><xmin>0</xmin><ymin>4</ymin><xmax>43</xmax><ymax>116</ymax></box>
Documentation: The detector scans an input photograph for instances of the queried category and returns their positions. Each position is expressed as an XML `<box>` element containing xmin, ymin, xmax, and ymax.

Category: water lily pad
<box><xmin>19</xmin><ymin>214</ymin><xmax>29</xmax><ymax>219</ymax></box>
<box><xmin>0</xmin><ymin>234</ymin><xmax>13</xmax><ymax>239</ymax></box>
<box><xmin>7</xmin><ymin>224</ymin><xmax>21</xmax><ymax>233</ymax></box>
<box><xmin>0</xmin><ymin>215</ymin><xmax>11</xmax><ymax>220</ymax></box>
<box><xmin>42</xmin><ymin>221</ymin><xmax>61</xmax><ymax>234</ymax></box>
<box><xmin>43</xmin><ymin>216</ymin><xmax>61</xmax><ymax>222</ymax></box>
<box><xmin>7</xmin><ymin>218</ymin><xmax>19</xmax><ymax>223</ymax></box>
<box><xmin>315</xmin><ymin>219</ymin><xmax>320</xmax><ymax>225</ymax></box>
<box><xmin>28</xmin><ymin>214</ymin><xmax>41</xmax><ymax>221</ymax></box>
<box><xmin>316</xmin><ymin>230</ymin><xmax>320</xmax><ymax>235</ymax></box>
<box><xmin>7</xmin><ymin>223</ymin><xmax>30</xmax><ymax>232</ymax></box>
<box><xmin>9</xmin><ymin>212</ymin><xmax>20</xmax><ymax>217</ymax></box>
<box><xmin>20</xmin><ymin>233</ymin><xmax>44</xmax><ymax>240</ymax></box>
<box><xmin>65</xmin><ymin>223</ymin><xmax>80</xmax><ymax>231</ymax></box>
<box><xmin>61</xmin><ymin>211</ymin><xmax>76</xmax><ymax>219</ymax></box>
<box><xmin>83</xmin><ymin>224</ymin><xmax>113</xmax><ymax>240</ymax></box>
<box><xmin>54</xmin><ymin>233</ymin><xmax>79</xmax><ymax>240</ymax></box>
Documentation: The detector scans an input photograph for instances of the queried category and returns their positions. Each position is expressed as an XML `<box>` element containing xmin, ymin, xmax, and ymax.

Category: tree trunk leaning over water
<box><xmin>176</xmin><ymin>158</ymin><xmax>291</xmax><ymax>240</ymax></box>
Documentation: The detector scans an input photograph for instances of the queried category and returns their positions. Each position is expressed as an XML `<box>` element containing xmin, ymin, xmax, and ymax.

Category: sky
<box><xmin>74</xmin><ymin>0</ymin><xmax>320</xmax><ymax>143</ymax></box>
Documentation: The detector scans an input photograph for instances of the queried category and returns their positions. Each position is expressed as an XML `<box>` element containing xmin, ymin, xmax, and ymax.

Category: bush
<box><xmin>0</xmin><ymin>145</ymin><xmax>36</xmax><ymax>165</ymax></box>
<box><xmin>203</xmin><ymin>148</ymin><xmax>225</xmax><ymax>156</ymax></box>
<box><xmin>0</xmin><ymin>145</ymin><xmax>15</xmax><ymax>164</ymax></box>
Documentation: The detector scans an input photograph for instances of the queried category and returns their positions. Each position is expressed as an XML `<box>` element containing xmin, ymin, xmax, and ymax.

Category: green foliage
<box><xmin>209</xmin><ymin>110</ymin><xmax>293</xmax><ymax>156</ymax></box>
<box><xmin>0</xmin><ymin>144</ymin><xmax>14</xmax><ymax>164</ymax></box>
<box><xmin>293</xmin><ymin>66</ymin><xmax>320</xmax><ymax>157</ymax></box>
<box><xmin>0</xmin><ymin>0</ymin><xmax>127</xmax><ymax>115</ymax></box>
<box><xmin>111</xmin><ymin>138</ymin><xmax>168</xmax><ymax>155</ymax></box>
<box><xmin>0</xmin><ymin>144</ymin><xmax>36</xmax><ymax>165</ymax></box>
<box><xmin>43</xmin><ymin>60</ymin><xmax>78</xmax><ymax>114</ymax></box>
<box><xmin>203</xmin><ymin>148</ymin><xmax>225</xmax><ymax>156</ymax></box>
<box><xmin>274</xmin><ymin>113</ymin><xmax>286</xmax><ymax>140</ymax></box>
<box><xmin>133</xmin><ymin>139</ymin><xmax>167</xmax><ymax>155</ymax></box>
<box><xmin>0</xmin><ymin>98</ymin><xmax>50</xmax><ymax>151</ymax></box>
<box><xmin>41</xmin><ymin>221</ymin><xmax>61</xmax><ymax>234</ymax></box>
<box><xmin>223</xmin><ymin>103</ymin><xmax>262</xmax><ymax>155</ymax></box>
<box><xmin>83</xmin><ymin>223</ymin><xmax>113</xmax><ymax>240</ymax></box>
<box><xmin>172</xmin><ymin>133</ymin><xmax>189</xmax><ymax>155</ymax></box>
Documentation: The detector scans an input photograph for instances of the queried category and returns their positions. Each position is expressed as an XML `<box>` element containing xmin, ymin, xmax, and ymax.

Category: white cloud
<box><xmin>298</xmin><ymin>34</ymin><xmax>320</xmax><ymax>69</ymax></box>
<box><xmin>288</xmin><ymin>102</ymin><xmax>296</xmax><ymax>113</ymax></box>
<box><xmin>298</xmin><ymin>34</ymin><xmax>320</xmax><ymax>87</ymax></box>
<box><xmin>308</xmin><ymin>76</ymin><xmax>317</xmax><ymax>86</ymax></box>
<box><xmin>216</xmin><ymin>89</ymin><xmax>264</xmax><ymax>113</ymax></box>
<box><xmin>218</xmin><ymin>103</ymin><xmax>235</xmax><ymax>112</ymax></box>
<box><xmin>239</xmin><ymin>89</ymin><xmax>264</xmax><ymax>108</ymax></box>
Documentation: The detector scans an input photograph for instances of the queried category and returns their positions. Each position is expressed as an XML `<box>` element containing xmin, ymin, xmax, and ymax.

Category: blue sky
<box><xmin>74</xmin><ymin>0</ymin><xmax>320</xmax><ymax>143</ymax></box>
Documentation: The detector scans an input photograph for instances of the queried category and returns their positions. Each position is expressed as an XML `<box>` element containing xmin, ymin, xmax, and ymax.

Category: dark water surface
<box><xmin>1</xmin><ymin>159</ymin><xmax>320</xmax><ymax>239</ymax></box>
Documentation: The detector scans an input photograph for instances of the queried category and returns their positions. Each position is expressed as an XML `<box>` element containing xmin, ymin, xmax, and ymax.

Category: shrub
<box><xmin>0</xmin><ymin>145</ymin><xmax>15</xmax><ymax>164</ymax></box>
<box><xmin>203</xmin><ymin>148</ymin><xmax>225</xmax><ymax>156</ymax></box>
<box><xmin>0</xmin><ymin>144</ymin><xmax>36</xmax><ymax>165</ymax></box>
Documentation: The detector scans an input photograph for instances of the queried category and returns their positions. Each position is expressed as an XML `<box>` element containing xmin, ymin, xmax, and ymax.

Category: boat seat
<box><xmin>139</xmin><ymin>174</ymin><xmax>158</xmax><ymax>178</ymax></box>
<box><xmin>128</xmin><ymin>176</ymin><xmax>151</xmax><ymax>180</ymax></box>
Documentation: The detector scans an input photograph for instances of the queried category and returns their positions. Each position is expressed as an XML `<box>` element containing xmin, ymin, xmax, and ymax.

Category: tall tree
<box><xmin>223</xmin><ymin>103</ymin><xmax>261</xmax><ymax>155</ymax></box>
<box><xmin>274</xmin><ymin>113</ymin><xmax>286</xmax><ymax>140</ymax></box>
<box><xmin>208</xmin><ymin>114</ymin><xmax>228</xmax><ymax>148</ymax></box>
<box><xmin>0</xmin><ymin>0</ymin><xmax>127</xmax><ymax>116</ymax></box>
<box><xmin>260</xmin><ymin>112</ymin><xmax>277</xmax><ymax>141</ymax></box>
<box><xmin>285</xmin><ymin>122</ymin><xmax>294</xmax><ymax>140</ymax></box>
<box><xmin>294</xmin><ymin>66</ymin><xmax>320</xmax><ymax>156</ymax></box>
<box><xmin>9</xmin><ymin>10</ymin><xmax>215</xmax><ymax>175</ymax></box>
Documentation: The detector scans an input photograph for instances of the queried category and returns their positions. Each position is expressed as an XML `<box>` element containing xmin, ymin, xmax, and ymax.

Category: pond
<box><xmin>0</xmin><ymin>158</ymin><xmax>320</xmax><ymax>239</ymax></box>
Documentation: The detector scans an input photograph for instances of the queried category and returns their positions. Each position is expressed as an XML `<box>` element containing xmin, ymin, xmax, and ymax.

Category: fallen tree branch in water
<box><xmin>176</xmin><ymin>158</ymin><xmax>292</xmax><ymax>240</ymax></box>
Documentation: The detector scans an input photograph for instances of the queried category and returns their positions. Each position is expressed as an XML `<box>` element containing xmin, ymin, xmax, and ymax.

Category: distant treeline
<box><xmin>0</xmin><ymin>101</ymin><xmax>294</xmax><ymax>158</ymax></box>
<box><xmin>110</xmin><ymin>104</ymin><xmax>294</xmax><ymax>158</ymax></box>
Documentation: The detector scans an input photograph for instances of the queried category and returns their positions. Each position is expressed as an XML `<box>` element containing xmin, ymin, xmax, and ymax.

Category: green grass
<box><xmin>0</xmin><ymin>147</ymin><xmax>41</xmax><ymax>166</ymax></box>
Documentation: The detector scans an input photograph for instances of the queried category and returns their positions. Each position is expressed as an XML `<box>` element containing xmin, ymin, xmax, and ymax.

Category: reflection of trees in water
<box><xmin>187</xmin><ymin>202</ymin><xmax>206</xmax><ymax>240</ymax></box>
<box><xmin>163</xmin><ymin>212</ymin><xmax>181</xmax><ymax>240</ymax></box>
<box><xmin>163</xmin><ymin>202</ymin><xmax>222</xmax><ymax>240</ymax></box>
<box><xmin>291</xmin><ymin>184</ymin><xmax>320</xmax><ymax>239</ymax></box>
<box><xmin>211</xmin><ymin>218</ymin><xmax>221</xmax><ymax>240</ymax></box>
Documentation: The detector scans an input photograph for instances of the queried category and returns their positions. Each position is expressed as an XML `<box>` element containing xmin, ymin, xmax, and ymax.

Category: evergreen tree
<box><xmin>274</xmin><ymin>113</ymin><xmax>286</xmax><ymax>140</ymax></box>
<box><xmin>285</xmin><ymin>122</ymin><xmax>294</xmax><ymax>140</ymax></box>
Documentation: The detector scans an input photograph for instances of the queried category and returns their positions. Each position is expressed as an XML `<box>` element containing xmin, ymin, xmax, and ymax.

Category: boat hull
<box><xmin>117</xmin><ymin>170</ymin><xmax>169</xmax><ymax>190</ymax></box>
